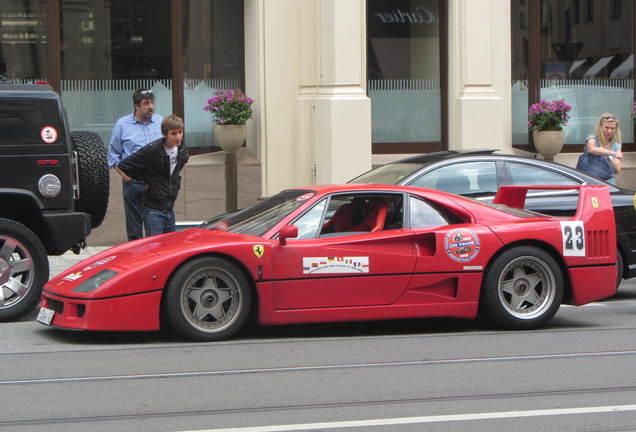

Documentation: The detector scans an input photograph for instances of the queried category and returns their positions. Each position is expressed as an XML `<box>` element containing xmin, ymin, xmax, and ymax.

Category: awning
<box><xmin>610</xmin><ymin>54</ymin><xmax>633</xmax><ymax>78</ymax></box>
<box><xmin>583</xmin><ymin>56</ymin><xmax>614</xmax><ymax>79</ymax></box>
<box><xmin>568</xmin><ymin>59</ymin><xmax>587</xmax><ymax>75</ymax></box>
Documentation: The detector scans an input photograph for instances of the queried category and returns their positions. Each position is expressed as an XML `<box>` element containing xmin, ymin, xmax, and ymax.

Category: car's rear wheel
<box><xmin>0</xmin><ymin>218</ymin><xmax>49</xmax><ymax>321</ymax></box>
<box><xmin>481</xmin><ymin>246</ymin><xmax>563</xmax><ymax>330</ymax></box>
<box><xmin>616</xmin><ymin>248</ymin><xmax>624</xmax><ymax>288</ymax></box>
<box><xmin>164</xmin><ymin>257</ymin><xmax>251</xmax><ymax>341</ymax></box>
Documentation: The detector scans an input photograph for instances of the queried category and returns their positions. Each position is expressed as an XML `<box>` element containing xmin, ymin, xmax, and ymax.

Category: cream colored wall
<box><xmin>246</xmin><ymin>0</ymin><xmax>515</xmax><ymax>195</ymax></box>
<box><xmin>245</xmin><ymin>0</ymin><xmax>371</xmax><ymax>196</ymax></box>
<box><xmin>448</xmin><ymin>0</ymin><xmax>512</xmax><ymax>153</ymax></box>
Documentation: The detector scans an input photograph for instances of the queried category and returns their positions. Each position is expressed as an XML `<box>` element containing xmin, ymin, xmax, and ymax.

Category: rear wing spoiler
<box><xmin>493</xmin><ymin>185</ymin><xmax>613</xmax><ymax>214</ymax></box>
<box><xmin>493</xmin><ymin>184</ymin><xmax>614</xmax><ymax>223</ymax></box>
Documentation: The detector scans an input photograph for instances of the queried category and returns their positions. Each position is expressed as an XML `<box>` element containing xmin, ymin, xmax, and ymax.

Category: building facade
<box><xmin>2</xmin><ymin>0</ymin><xmax>634</xmax><ymax>201</ymax></box>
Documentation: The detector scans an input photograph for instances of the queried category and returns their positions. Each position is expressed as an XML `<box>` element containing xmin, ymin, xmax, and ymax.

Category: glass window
<box><xmin>184</xmin><ymin>0</ymin><xmax>244</xmax><ymax>148</ymax></box>
<box><xmin>203</xmin><ymin>189</ymin><xmax>314</xmax><ymax>237</ymax></box>
<box><xmin>505</xmin><ymin>162</ymin><xmax>579</xmax><ymax>186</ymax></box>
<box><xmin>293</xmin><ymin>199</ymin><xmax>327</xmax><ymax>240</ymax></box>
<box><xmin>0</xmin><ymin>98</ymin><xmax>64</xmax><ymax>146</ymax></box>
<box><xmin>409</xmin><ymin>196</ymin><xmax>450</xmax><ymax>228</ymax></box>
<box><xmin>0</xmin><ymin>0</ymin><xmax>48</xmax><ymax>81</ymax></box>
<box><xmin>320</xmin><ymin>194</ymin><xmax>402</xmax><ymax>236</ymax></box>
<box><xmin>409</xmin><ymin>161</ymin><xmax>498</xmax><ymax>196</ymax></box>
<box><xmin>539</xmin><ymin>0</ymin><xmax>633</xmax><ymax>145</ymax></box>
<box><xmin>367</xmin><ymin>0</ymin><xmax>441</xmax><ymax>149</ymax></box>
<box><xmin>511</xmin><ymin>1</ymin><xmax>529</xmax><ymax>147</ymax></box>
<box><xmin>59</xmin><ymin>1</ymin><xmax>173</xmax><ymax>144</ymax></box>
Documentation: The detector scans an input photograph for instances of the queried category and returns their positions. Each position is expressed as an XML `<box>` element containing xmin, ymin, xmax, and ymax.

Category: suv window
<box><xmin>0</xmin><ymin>99</ymin><xmax>64</xmax><ymax>146</ymax></box>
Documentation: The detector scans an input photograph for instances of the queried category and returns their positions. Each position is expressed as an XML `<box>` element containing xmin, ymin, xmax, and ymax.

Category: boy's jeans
<box><xmin>143</xmin><ymin>207</ymin><xmax>176</xmax><ymax>237</ymax></box>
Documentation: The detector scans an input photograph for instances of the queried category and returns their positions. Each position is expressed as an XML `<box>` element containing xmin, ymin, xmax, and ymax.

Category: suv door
<box><xmin>0</xmin><ymin>97</ymin><xmax>74</xmax><ymax>210</ymax></box>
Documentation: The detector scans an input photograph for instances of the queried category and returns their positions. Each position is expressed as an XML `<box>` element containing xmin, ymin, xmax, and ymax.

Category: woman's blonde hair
<box><xmin>594</xmin><ymin>112</ymin><xmax>622</xmax><ymax>147</ymax></box>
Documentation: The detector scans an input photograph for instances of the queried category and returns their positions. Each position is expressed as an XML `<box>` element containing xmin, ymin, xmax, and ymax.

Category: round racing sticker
<box><xmin>40</xmin><ymin>126</ymin><xmax>58</xmax><ymax>143</ymax></box>
<box><xmin>444</xmin><ymin>228</ymin><xmax>480</xmax><ymax>262</ymax></box>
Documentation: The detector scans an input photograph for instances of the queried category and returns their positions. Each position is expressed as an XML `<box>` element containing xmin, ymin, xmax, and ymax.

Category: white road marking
<box><xmin>180</xmin><ymin>404</ymin><xmax>636</xmax><ymax>432</ymax></box>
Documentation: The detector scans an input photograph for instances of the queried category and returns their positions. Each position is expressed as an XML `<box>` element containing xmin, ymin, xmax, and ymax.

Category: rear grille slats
<box><xmin>586</xmin><ymin>230</ymin><xmax>609</xmax><ymax>257</ymax></box>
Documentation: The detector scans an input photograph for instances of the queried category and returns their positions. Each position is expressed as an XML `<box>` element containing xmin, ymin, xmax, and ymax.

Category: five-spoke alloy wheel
<box><xmin>481</xmin><ymin>246</ymin><xmax>563</xmax><ymax>330</ymax></box>
<box><xmin>164</xmin><ymin>257</ymin><xmax>251</xmax><ymax>341</ymax></box>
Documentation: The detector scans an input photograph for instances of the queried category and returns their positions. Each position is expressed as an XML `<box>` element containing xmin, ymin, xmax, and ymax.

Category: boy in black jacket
<box><xmin>118</xmin><ymin>115</ymin><xmax>189</xmax><ymax>237</ymax></box>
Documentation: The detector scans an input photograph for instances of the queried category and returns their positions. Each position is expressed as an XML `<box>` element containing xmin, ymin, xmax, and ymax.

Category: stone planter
<box><xmin>533</xmin><ymin>130</ymin><xmax>564</xmax><ymax>161</ymax></box>
<box><xmin>214</xmin><ymin>124</ymin><xmax>246</xmax><ymax>153</ymax></box>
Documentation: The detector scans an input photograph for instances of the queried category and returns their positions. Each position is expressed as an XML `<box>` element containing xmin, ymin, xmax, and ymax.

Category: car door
<box><xmin>501</xmin><ymin>161</ymin><xmax>581</xmax><ymax>216</ymax></box>
<box><xmin>406</xmin><ymin>195</ymin><xmax>502</xmax><ymax>306</ymax></box>
<box><xmin>269</xmin><ymin>192</ymin><xmax>416</xmax><ymax>310</ymax></box>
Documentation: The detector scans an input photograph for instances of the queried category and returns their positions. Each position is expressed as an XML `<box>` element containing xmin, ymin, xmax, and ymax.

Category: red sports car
<box><xmin>38</xmin><ymin>184</ymin><xmax>617</xmax><ymax>341</ymax></box>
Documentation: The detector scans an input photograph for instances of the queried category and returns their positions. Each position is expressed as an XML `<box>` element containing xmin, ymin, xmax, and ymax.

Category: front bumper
<box><xmin>40</xmin><ymin>290</ymin><xmax>162</xmax><ymax>331</ymax></box>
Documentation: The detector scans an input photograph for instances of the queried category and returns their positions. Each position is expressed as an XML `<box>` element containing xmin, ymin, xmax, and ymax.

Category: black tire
<box><xmin>164</xmin><ymin>257</ymin><xmax>252</xmax><ymax>341</ymax></box>
<box><xmin>616</xmin><ymin>249</ymin><xmax>624</xmax><ymax>289</ymax></box>
<box><xmin>0</xmin><ymin>218</ymin><xmax>49</xmax><ymax>321</ymax></box>
<box><xmin>71</xmin><ymin>131</ymin><xmax>109</xmax><ymax>228</ymax></box>
<box><xmin>480</xmin><ymin>246</ymin><xmax>563</xmax><ymax>330</ymax></box>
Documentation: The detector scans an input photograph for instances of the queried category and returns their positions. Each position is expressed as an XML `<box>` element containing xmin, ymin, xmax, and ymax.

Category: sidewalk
<box><xmin>49</xmin><ymin>246</ymin><xmax>111</xmax><ymax>279</ymax></box>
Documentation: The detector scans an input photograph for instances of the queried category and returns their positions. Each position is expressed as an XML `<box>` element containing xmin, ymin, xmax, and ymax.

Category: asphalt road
<box><xmin>2</xmin><ymin>282</ymin><xmax>636</xmax><ymax>432</ymax></box>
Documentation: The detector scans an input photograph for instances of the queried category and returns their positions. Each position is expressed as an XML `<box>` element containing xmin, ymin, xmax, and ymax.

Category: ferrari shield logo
<box><xmin>253</xmin><ymin>245</ymin><xmax>265</xmax><ymax>258</ymax></box>
<box><xmin>591</xmin><ymin>197</ymin><xmax>599</xmax><ymax>208</ymax></box>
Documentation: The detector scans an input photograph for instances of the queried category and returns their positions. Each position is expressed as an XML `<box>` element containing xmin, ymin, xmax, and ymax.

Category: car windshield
<box><xmin>201</xmin><ymin>189</ymin><xmax>314</xmax><ymax>237</ymax></box>
<box><xmin>349</xmin><ymin>163</ymin><xmax>425</xmax><ymax>184</ymax></box>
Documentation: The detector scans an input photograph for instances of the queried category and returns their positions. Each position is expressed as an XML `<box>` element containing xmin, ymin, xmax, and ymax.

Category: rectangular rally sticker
<box><xmin>303</xmin><ymin>257</ymin><xmax>369</xmax><ymax>274</ymax></box>
<box><xmin>560</xmin><ymin>221</ymin><xmax>585</xmax><ymax>257</ymax></box>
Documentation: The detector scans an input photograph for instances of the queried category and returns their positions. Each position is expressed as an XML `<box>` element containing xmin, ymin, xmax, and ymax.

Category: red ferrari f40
<box><xmin>39</xmin><ymin>184</ymin><xmax>617</xmax><ymax>341</ymax></box>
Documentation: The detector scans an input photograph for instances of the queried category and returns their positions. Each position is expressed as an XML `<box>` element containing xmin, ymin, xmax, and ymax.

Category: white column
<box><xmin>245</xmin><ymin>0</ymin><xmax>371</xmax><ymax>196</ymax></box>
<box><xmin>448</xmin><ymin>0</ymin><xmax>512</xmax><ymax>153</ymax></box>
<box><xmin>310</xmin><ymin>0</ymin><xmax>372</xmax><ymax>185</ymax></box>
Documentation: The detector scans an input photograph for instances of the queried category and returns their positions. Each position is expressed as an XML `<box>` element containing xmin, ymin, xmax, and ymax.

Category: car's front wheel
<box><xmin>164</xmin><ymin>257</ymin><xmax>252</xmax><ymax>341</ymax></box>
<box><xmin>0</xmin><ymin>218</ymin><xmax>49</xmax><ymax>321</ymax></box>
<box><xmin>480</xmin><ymin>246</ymin><xmax>563</xmax><ymax>330</ymax></box>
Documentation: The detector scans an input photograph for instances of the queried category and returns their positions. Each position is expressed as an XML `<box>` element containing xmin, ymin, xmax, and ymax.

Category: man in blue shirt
<box><xmin>108</xmin><ymin>89</ymin><xmax>164</xmax><ymax>241</ymax></box>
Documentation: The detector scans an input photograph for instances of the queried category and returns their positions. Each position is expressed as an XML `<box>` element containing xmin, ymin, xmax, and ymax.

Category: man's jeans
<box><xmin>123</xmin><ymin>179</ymin><xmax>146</xmax><ymax>241</ymax></box>
<box><xmin>143</xmin><ymin>207</ymin><xmax>176</xmax><ymax>237</ymax></box>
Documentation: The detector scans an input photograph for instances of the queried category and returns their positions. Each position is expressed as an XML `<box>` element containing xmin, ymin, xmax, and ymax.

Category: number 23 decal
<box><xmin>560</xmin><ymin>221</ymin><xmax>585</xmax><ymax>257</ymax></box>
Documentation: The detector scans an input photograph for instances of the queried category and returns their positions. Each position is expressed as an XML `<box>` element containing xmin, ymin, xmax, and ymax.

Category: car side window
<box><xmin>409</xmin><ymin>162</ymin><xmax>498</xmax><ymax>196</ymax></box>
<box><xmin>409</xmin><ymin>196</ymin><xmax>454</xmax><ymax>229</ymax></box>
<box><xmin>293</xmin><ymin>199</ymin><xmax>327</xmax><ymax>239</ymax></box>
<box><xmin>506</xmin><ymin>163</ymin><xmax>579</xmax><ymax>186</ymax></box>
<box><xmin>319</xmin><ymin>193</ymin><xmax>403</xmax><ymax>238</ymax></box>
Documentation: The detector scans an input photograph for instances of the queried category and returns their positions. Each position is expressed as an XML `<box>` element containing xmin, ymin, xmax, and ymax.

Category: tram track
<box><xmin>3</xmin><ymin>348</ymin><xmax>636</xmax><ymax>386</ymax></box>
<box><xmin>3</xmin><ymin>383</ymin><xmax>636</xmax><ymax>428</ymax></box>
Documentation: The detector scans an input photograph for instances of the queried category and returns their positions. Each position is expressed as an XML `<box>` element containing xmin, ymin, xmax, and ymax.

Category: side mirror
<box><xmin>278</xmin><ymin>225</ymin><xmax>298</xmax><ymax>245</ymax></box>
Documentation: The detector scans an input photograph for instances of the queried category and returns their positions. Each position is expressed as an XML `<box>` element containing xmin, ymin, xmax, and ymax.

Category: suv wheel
<box><xmin>0</xmin><ymin>218</ymin><xmax>48</xmax><ymax>320</ymax></box>
<box><xmin>71</xmin><ymin>131</ymin><xmax>109</xmax><ymax>228</ymax></box>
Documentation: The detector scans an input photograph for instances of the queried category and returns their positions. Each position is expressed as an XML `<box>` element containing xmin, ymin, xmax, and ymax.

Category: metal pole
<box><xmin>225</xmin><ymin>152</ymin><xmax>238</xmax><ymax>212</ymax></box>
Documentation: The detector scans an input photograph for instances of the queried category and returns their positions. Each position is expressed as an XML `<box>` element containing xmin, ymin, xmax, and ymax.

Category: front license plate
<box><xmin>36</xmin><ymin>307</ymin><xmax>55</xmax><ymax>325</ymax></box>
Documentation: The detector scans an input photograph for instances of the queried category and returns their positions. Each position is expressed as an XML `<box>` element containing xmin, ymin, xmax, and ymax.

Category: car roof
<box><xmin>393</xmin><ymin>149</ymin><xmax>499</xmax><ymax>164</ymax></box>
<box><xmin>381</xmin><ymin>150</ymin><xmax>608</xmax><ymax>184</ymax></box>
<box><xmin>298</xmin><ymin>184</ymin><xmax>429</xmax><ymax>194</ymax></box>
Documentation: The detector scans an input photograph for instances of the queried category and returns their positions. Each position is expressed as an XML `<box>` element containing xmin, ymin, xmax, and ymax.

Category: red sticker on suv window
<box><xmin>40</xmin><ymin>126</ymin><xmax>58</xmax><ymax>143</ymax></box>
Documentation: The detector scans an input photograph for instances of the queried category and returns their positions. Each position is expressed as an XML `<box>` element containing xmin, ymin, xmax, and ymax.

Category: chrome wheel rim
<box><xmin>497</xmin><ymin>256</ymin><xmax>556</xmax><ymax>320</ymax></box>
<box><xmin>0</xmin><ymin>236</ymin><xmax>35</xmax><ymax>310</ymax></box>
<box><xmin>179</xmin><ymin>266</ymin><xmax>242</xmax><ymax>333</ymax></box>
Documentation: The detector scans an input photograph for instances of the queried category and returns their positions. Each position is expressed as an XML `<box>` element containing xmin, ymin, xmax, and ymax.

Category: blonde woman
<box><xmin>582</xmin><ymin>113</ymin><xmax>624</xmax><ymax>185</ymax></box>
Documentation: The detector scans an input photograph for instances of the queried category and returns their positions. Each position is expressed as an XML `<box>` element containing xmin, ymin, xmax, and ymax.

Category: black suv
<box><xmin>0</xmin><ymin>83</ymin><xmax>109</xmax><ymax>320</ymax></box>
